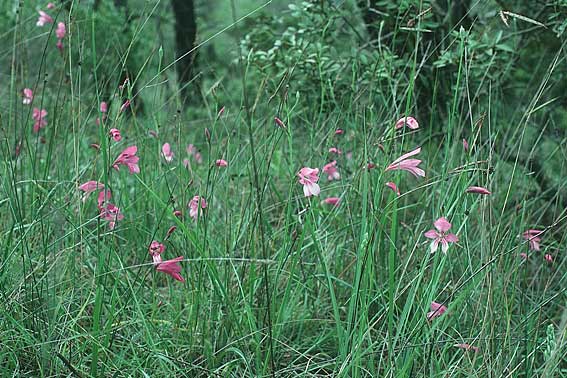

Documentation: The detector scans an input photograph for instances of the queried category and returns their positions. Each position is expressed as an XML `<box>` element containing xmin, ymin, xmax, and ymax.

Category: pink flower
<box><xmin>188</xmin><ymin>195</ymin><xmax>207</xmax><ymax>220</ymax></box>
<box><xmin>109</xmin><ymin>128</ymin><xmax>122</xmax><ymax>142</ymax></box>
<box><xmin>424</xmin><ymin>217</ymin><xmax>459</xmax><ymax>254</ymax></box>
<box><xmin>544</xmin><ymin>254</ymin><xmax>553</xmax><ymax>263</ymax></box>
<box><xmin>32</xmin><ymin>108</ymin><xmax>48</xmax><ymax>132</ymax></box>
<box><xmin>148</xmin><ymin>241</ymin><xmax>165</xmax><ymax>265</ymax></box>
<box><xmin>520</xmin><ymin>252</ymin><xmax>528</xmax><ymax>260</ymax></box>
<box><xmin>454</xmin><ymin>343</ymin><xmax>479</xmax><ymax>353</ymax></box>
<box><xmin>97</xmin><ymin>189</ymin><xmax>112</xmax><ymax>210</ymax></box>
<box><xmin>162</xmin><ymin>143</ymin><xmax>174</xmax><ymax>162</ymax></box>
<box><xmin>523</xmin><ymin>229</ymin><xmax>543</xmax><ymax>251</ymax></box>
<box><xmin>297</xmin><ymin>167</ymin><xmax>320</xmax><ymax>197</ymax></box>
<box><xmin>216</xmin><ymin>159</ymin><xmax>228</xmax><ymax>167</ymax></box>
<box><xmin>113</xmin><ymin>145</ymin><xmax>140</xmax><ymax>174</ymax></box>
<box><xmin>100</xmin><ymin>101</ymin><xmax>108</xmax><ymax>113</ymax></box>
<box><xmin>395</xmin><ymin>116</ymin><xmax>419</xmax><ymax>130</ymax></box>
<box><xmin>22</xmin><ymin>88</ymin><xmax>33</xmax><ymax>105</ymax></box>
<box><xmin>156</xmin><ymin>256</ymin><xmax>185</xmax><ymax>282</ymax></box>
<box><xmin>328</xmin><ymin>147</ymin><xmax>342</xmax><ymax>155</ymax></box>
<box><xmin>335</xmin><ymin>129</ymin><xmax>344</xmax><ymax>135</ymax></box>
<box><xmin>56</xmin><ymin>40</ymin><xmax>63</xmax><ymax>52</ymax></box>
<box><xmin>463</xmin><ymin>138</ymin><xmax>469</xmax><ymax>152</ymax></box>
<box><xmin>186</xmin><ymin>144</ymin><xmax>202</xmax><ymax>164</ymax></box>
<box><xmin>322</xmin><ymin>197</ymin><xmax>340</xmax><ymax>207</ymax></box>
<box><xmin>78</xmin><ymin>180</ymin><xmax>104</xmax><ymax>202</ymax></box>
<box><xmin>385</xmin><ymin>147</ymin><xmax>425</xmax><ymax>178</ymax></box>
<box><xmin>367</xmin><ymin>163</ymin><xmax>376</xmax><ymax>170</ymax></box>
<box><xmin>55</xmin><ymin>22</ymin><xmax>66</xmax><ymax>39</ymax></box>
<box><xmin>100</xmin><ymin>203</ymin><xmax>124</xmax><ymax>230</ymax></box>
<box><xmin>274</xmin><ymin>117</ymin><xmax>286</xmax><ymax>129</ymax></box>
<box><xmin>217</xmin><ymin>106</ymin><xmax>225</xmax><ymax>118</ymax></box>
<box><xmin>385</xmin><ymin>182</ymin><xmax>400</xmax><ymax>196</ymax></box>
<box><xmin>36</xmin><ymin>10</ymin><xmax>53</xmax><ymax>26</ymax></box>
<box><xmin>173</xmin><ymin>210</ymin><xmax>182</xmax><ymax>218</ymax></box>
<box><xmin>47</xmin><ymin>3</ymin><xmax>55</xmax><ymax>9</ymax></box>
<box><xmin>194</xmin><ymin>152</ymin><xmax>203</xmax><ymax>164</ymax></box>
<box><xmin>322</xmin><ymin>161</ymin><xmax>340</xmax><ymax>181</ymax></box>
<box><xmin>427</xmin><ymin>301</ymin><xmax>447</xmax><ymax>321</ymax></box>
<box><xmin>165</xmin><ymin>226</ymin><xmax>177</xmax><ymax>239</ymax></box>
<box><xmin>120</xmin><ymin>100</ymin><xmax>130</xmax><ymax>112</ymax></box>
<box><xmin>465</xmin><ymin>186</ymin><xmax>491</xmax><ymax>195</ymax></box>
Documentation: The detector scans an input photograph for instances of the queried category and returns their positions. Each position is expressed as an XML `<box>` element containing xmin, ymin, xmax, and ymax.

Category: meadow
<box><xmin>1</xmin><ymin>0</ymin><xmax>566</xmax><ymax>376</ymax></box>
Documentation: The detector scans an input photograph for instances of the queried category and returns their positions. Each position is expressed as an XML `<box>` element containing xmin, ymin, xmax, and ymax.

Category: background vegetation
<box><xmin>1</xmin><ymin>0</ymin><xmax>566</xmax><ymax>376</ymax></box>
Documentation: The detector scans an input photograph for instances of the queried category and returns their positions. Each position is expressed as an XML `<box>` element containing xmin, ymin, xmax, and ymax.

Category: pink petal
<box><xmin>385</xmin><ymin>182</ymin><xmax>400</xmax><ymax>196</ymax></box>
<box><xmin>465</xmin><ymin>186</ymin><xmax>491</xmax><ymax>195</ymax></box>
<box><xmin>322</xmin><ymin>197</ymin><xmax>340</xmax><ymax>206</ymax></box>
<box><xmin>424</xmin><ymin>229</ymin><xmax>439</xmax><ymax>239</ymax></box>
<box><xmin>395</xmin><ymin>116</ymin><xmax>419</xmax><ymax>130</ymax></box>
<box><xmin>445</xmin><ymin>233</ymin><xmax>459</xmax><ymax>243</ymax></box>
<box><xmin>434</xmin><ymin>217</ymin><xmax>452</xmax><ymax>233</ymax></box>
<box><xmin>388</xmin><ymin>147</ymin><xmax>421</xmax><ymax>166</ymax></box>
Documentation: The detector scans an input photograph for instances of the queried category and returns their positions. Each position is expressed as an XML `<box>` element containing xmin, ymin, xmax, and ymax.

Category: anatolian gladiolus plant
<box><xmin>3</xmin><ymin>4</ymin><xmax>565</xmax><ymax>376</ymax></box>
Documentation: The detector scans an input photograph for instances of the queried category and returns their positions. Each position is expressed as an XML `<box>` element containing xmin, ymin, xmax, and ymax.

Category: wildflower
<box><xmin>297</xmin><ymin>167</ymin><xmax>320</xmax><ymax>197</ymax></box>
<box><xmin>148</xmin><ymin>241</ymin><xmax>165</xmax><ymax>265</ymax></box>
<box><xmin>215</xmin><ymin>159</ymin><xmax>228</xmax><ymax>167</ymax></box>
<box><xmin>97</xmin><ymin>189</ymin><xmax>112</xmax><ymax>210</ymax></box>
<box><xmin>100</xmin><ymin>203</ymin><xmax>123</xmax><ymax>230</ymax></box>
<box><xmin>156</xmin><ymin>256</ymin><xmax>185</xmax><ymax>282</ymax></box>
<box><xmin>322</xmin><ymin>197</ymin><xmax>340</xmax><ymax>207</ymax></box>
<box><xmin>78</xmin><ymin>180</ymin><xmax>104</xmax><ymax>202</ymax></box>
<box><xmin>120</xmin><ymin>100</ymin><xmax>130</xmax><ymax>112</ymax></box>
<box><xmin>47</xmin><ymin>3</ymin><xmax>55</xmax><ymax>9</ymax></box>
<box><xmin>165</xmin><ymin>226</ymin><xmax>177</xmax><ymax>239</ymax></box>
<box><xmin>22</xmin><ymin>88</ymin><xmax>33</xmax><ymax>105</ymax></box>
<box><xmin>217</xmin><ymin>106</ymin><xmax>225</xmax><ymax>119</ymax></box>
<box><xmin>36</xmin><ymin>10</ymin><xmax>53</xmax><ymax>26</ymax></box>
<box><xmin>520</xmin><ymin>253</ymin><xmax>528</xmax><ymax>260</ymax></box>
<box><xmin>523</xmin><ymin>229</ymin><xmax>543</xmax><ymax>251</ymax></box>
<box><xmin>395</xmin><ymin>116</ymin><xmax>419</xmax><ymax>130</ymax></box>
<box><xmin>385</xmin><ymin>182</ymin><xmax>400</xmax><ymax>196</ymax></box>
<box><xmin>274</xmin><ymin>117</ymin><xmax>286</xmax><ymax>129</ymax></box>
<box><xmin>162</xmin><ymin>143</ymin><xmax>174</xmax><ymax>162</ymax></box>
<box><xmin>112</xmin><ymin>145</ymin><xmax>140</xmax><ymax>174</ymax></box>
<box><xmin>454</xmin><ymin>343</ymin><xmax>479</xmax><ymax>353</ymax></box>
<box><xmin>109</xmin><ymin>128</ymin><xmax>122</xmax><ymax>142</ymax></box>
<box><xmin>322</xmin><ymin>161</ymin><xmax>340</xmax><ymax>181</ymax></box>
<box><xmin>90</xmin><ymin>143</ymin><xmax>100</xmax><ymax>150</ymax></box>
<box><xmin>186</xmin><ymin>144</ymin><xmax>202</xmax><ymax>164</ymax></box>
<box><xmin>173</xmin><ymin>210</ymin><xmax>182</xmax><ymax>218</ymax></box>
<box><xmin>427</xmin><ymin>301</ymin><xmax>447</xmax><ymax>321</ymax></box>
<box><xmin>385</xmin><ymin>147</ymin><xmax>425</xmax><ymax>178</ymax></box>
<box><xmin>188</xmin><ymin>195</ymin><xmax>207</xmax><ymax>220</ymax></box>
<box><xmin>32</xmin><ymin>108</ymin><xmax>48</xmax><ymax>133</ymax></box>
<box><xmin>424</xmin><ymin>217</ymin><xmax>459</xmax><ymax>254</ymax></box>
<box><xmin>100</xmin><ymin>101</ymin><xmax>108</xmax><ymax>113</ymax></box>
<box><xmin>465</xmin><ymin>186</ymin><xmax>491</xmax><ymax>195</ymax></box>
<box><xmin>335</xmin><ymin>129</ymin><xmax>344</xmax><ymax>135</ymax></box>
<box><xmin>328</xmin><ymin>147</ymin><xmax>342</xmax><ymax>155</ymax></box>
<box><xmin>55</xmin><ymin>22</ymin><xmax>66</xmax><ymax>51</ymax></box>
<box><xmin>367</xmin><ymin>163</ymin><xmax>376</xmax><ymax>170</ymax></box>
<box><xmin>463</xmin><ymin>138</ymin><xmax>469</xmax><ymax>152</ymax></box>
<box><xmin>544</xmin><ymin>254</ymin><xmax>553</xmax><ymax>263</ymax></box>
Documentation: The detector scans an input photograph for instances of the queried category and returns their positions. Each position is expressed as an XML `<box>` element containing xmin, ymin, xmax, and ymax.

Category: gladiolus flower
<box><xmin>385</xmin><ymin>147</ymin><xmax>425</xmax><ymax>178</ymax></box>
<box><xmin>55</xmin><ymin>22</ymin><xmax>66</xmax><ymax>39</ymax></box>
<box><xmin>544</xmin><ymin>254</ymin><xmax>553</xmax><ymax>263</ymax></box>
<box><xmin>22</xmin><ymin>88</ymin><xmax>33</xmax><ymax>105</ymax></box>
<box><xmin>165</xmin><ymin>226</ymin><xmax>177</xmax><ymax>239</ymax></box>
<box><xmin>454</xmin><ymin>343</ymin><xmax>479</xmax><ymax>352</ymax></box>
<box><xmin>523</xmin><ymin>229</ymin><xmax>543</xmax><ymax>251</ymax></box>
<box><xmin>424</xmin><ymin>217</ymin><xmax>459</xmax><ymax>254</ymax></box>
<box><xmin>186</xmin><ymin>144</ymin><xmax>202</xmax><ymax>164</ymax></box>
<box><xmin>47</xmin><ymin>3</ymin><xmax>55</xmax><ymax>9</ymax></box>
<box><xmin>97</xmin><ymin>189</ymin><xmax>112</xmax><ymax>210</ymax></box>
<box><xmin>328</xmin><ymin>147</ymin><xmax>342</xmax><ymax>155</ymax></box>
<box><xmin>156</xmin><ymin>256</ymin><xmax>185</xmax><ymax>282</ymax></box>
<box><xmin>162</xmin><ymin>143</ymin><xmax>174</xmax><ymax>162</ymax></box>
<box><xmin>322</xmin><ymin>197</ymin><xmax>340</xmax><ymax>207</ymax></box>
<box><xmin>427</xmin><ymin>301</ymin><xmax>447</xmax><ymax>321</ymax></box>
<box><xmin>274</xmin><ymin>117</ymin><xmax>286</xmax><ymax>129</ymax></box>
<box><xmin>120</xmin><ymin>100</ymin><xmax>130</xmax><ymax>112</ymax></box>
<box><xmin>90</xmin><ymin>143</ymin><xmax>100</xmax><ymax>150</ymax></box>
<box><xmin>463</xmin><ymin>138</ymin><xmax>469</xmax><ymax>152</ymax></box>
<box><xmin>297</xmin><ymin>167</ymin><xmax>320</xmax><ymax>197</ymax></box>
<box><xmin>465</xmin><ymin>186</ymin><xmax>491</xmax><ymax>195</ymax></box>
<box><xmin>36</xmin><ymin>10</ymin><xmax>53</xmax><ymax>26</ymax></box>
<box><xmin>113</xmin><ymin>145</ymin><xmax>140</xmax><ymax>174</ymax></box>
<box><xmin>78</xmin><ymin>181</ymin><xmax>104</xmax><ymax>202</ymax></box>
<box><xmin>216</xmin><ymin>159</ymin><xmax>228</xmax><ymax>167</ymax></box>
<box><xmin>100</xmin><ymin>101</ymin><xmax>108</xmax><ymax>113</ymax></box>
<box><xmin>367</xmin><ymin>163</ymin><xmax>376</xmax><ymax>170</ymax></box>
<box><xmin>335</xmin><ymin>129</ymin><xmax>344</xmax><ymax>135</ymax></box>
<box><xmin>395</xmin><ymin>116</ymin><xmax>419</xmax><ymax>130</ymax></box>
<box><xmin>385</xmin><ymin>182</ymin><xmax>400</xmax><ymax>196</ymax></box>
<box><xmin>148</xmin><ymin>241</ymin><xmax>165</xmax><ymax>265</ymax></box>
<box><xmin>322</xmin><ymin>161</ymin><xmax>340</xmax><ymax>181</ymax></box>
<box><xmin>100</xmin><ymin>203</ymin><xmax>124</xmax><ymax>230</ymax></box>
<box><xmin>188</xmin><ymin>195</ymin><xmax>207</xmax><ymax>220</ymax></box>
<box><xmin>217</xmin><ymin>106</ymin><xmax>225</xmax><ymax>119</ymax></box>
<box><xmin>173</xmin><ymin>210</ymin><xmax>182</xmax><ymax>218</ymax></box>
<box><xmin>32</xmin><ymin>108</ymin><xmax>48</xmax><ymax>132</ymax></box>
<box><xmin>109</xmin><ymin>128</ymin><xmax>122</xmax><ymax>142</ymax></box>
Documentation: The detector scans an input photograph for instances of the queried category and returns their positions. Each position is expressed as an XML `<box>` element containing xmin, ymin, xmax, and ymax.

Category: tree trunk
<box><xmin>171</xmin><ymin>0</ymin><xmax>198</xmax><ymax>103</ymax></box>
